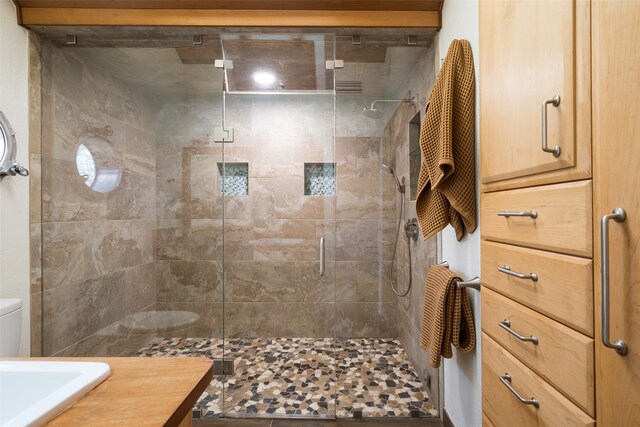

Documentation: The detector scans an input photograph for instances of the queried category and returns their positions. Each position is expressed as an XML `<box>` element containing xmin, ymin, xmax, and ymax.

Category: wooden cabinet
<box><xmin>479</xmin><ymin>0</ymin><xmax>591</xmax><ymax>192</ymax></box>
<box><xmin>479</xmin><ymin>1</ymin><xmax>598</xmax><ymax>425</ymax></box>
<box><xmin>481</xmin><ymin>0</ymin><xmax>640</xmax><ymax>425</ymax></box>
<box><xmin>592</xmin><ymin>1</ymin><xmax>640</xmax><ymax>425</ymax></box>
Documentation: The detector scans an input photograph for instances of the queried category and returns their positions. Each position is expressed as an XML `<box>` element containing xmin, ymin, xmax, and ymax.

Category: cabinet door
<box><xmin>479</xmin><ymin>0</ymin><xmax>591</xmax><ymax>191</ymax></box>
<box><xmin>592</xmin><ymin>1</ymin><xmax>640</xmax><ymax>425</ymax></box>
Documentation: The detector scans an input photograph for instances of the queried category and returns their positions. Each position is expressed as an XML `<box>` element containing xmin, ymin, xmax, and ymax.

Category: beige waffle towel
<box><xmin>416</xmin><ymin>39</ymin><xmax>477</xmax><ymax>241</ymax></box>
<box><xmin>420</xmin><ymin>265</ymin><xmax>476</xmax><ymax>368</ymax></box>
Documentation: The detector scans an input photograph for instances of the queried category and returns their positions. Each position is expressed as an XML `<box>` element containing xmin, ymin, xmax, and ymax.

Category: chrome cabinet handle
<box><xmin>498</xmin><ymin>265</ymin><xmax>538</xmax><ymax>282</ymax></box>
<box><xmin>319</xmin><ymin>237</ymin><xmax>325</xmax><ymax>277</ymax></box>
<box><xmin>541</xmin><ymin>95</ymin><xmax>561</xmax><ymax>157</ymax></box>
<box><xmin>499</xmin><ymin>373</ymin><xmax>540</xmax><ymax>408</ymax></box>
<box><xmin>497</xmin><ymin>211</ymin><xmax>538</xmax><ymax>219</ymax></box>
<box><xmin>600</xmin><ymin>208</ymin><xmax>628</xmax><ymax>355</ymax></box>
<box><xmin>498</xmin><ymin>319</ymin><xmax>539</xmax><ymax>345</ymax></box>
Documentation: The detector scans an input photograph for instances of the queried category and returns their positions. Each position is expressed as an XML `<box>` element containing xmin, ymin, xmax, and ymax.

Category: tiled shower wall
<box><xmin>35</xmin><ymin>41</ymin><xmax>158</xmax><ymax>356</ymax></box>
<box><xmin>154</xmin><ymin>93</ymin><xmax>398</xmax><ymax>338</ymax></box>
<box><xmin>31</xmin><ymin>38</ymin><xmax>434</xmax><ymax>355</ymax></box>
<box><xmin>386</xmin><ymin>46</ymin><xmax>439</xmax><ymax>402</ymax></box>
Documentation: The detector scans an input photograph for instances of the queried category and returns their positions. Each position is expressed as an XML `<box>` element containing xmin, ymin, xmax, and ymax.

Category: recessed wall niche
<box><xmin>304</xmin><ymin>162</ymin><xmax>336</xmax><ymax>196</ymax></box>
<box><xmin>217</xmin><ymin>162</ymin><xmax>249</xmax><ymax>196</ymax></box>
<box><xmin>409</xmin><ymin>111</ymin><xmax>421</xmax><ymax>201</ymax></box>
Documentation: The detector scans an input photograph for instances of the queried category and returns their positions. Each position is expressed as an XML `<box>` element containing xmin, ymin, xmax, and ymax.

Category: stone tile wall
<box><xmin>385</xmin><ymin>46</ymin><xmax>439</xmax><ymax>407</ymax></box>
<box><xmin>155</xmin><ymin>93</ymin><xmax>398</xmax><ymax>338</ymax></box>
<box><xmin>153</xmin><ymin>94</ymin><xmax>224</xmax><ymax>338</ymax></box>
<box><xmin>36</xmin><ymin>41</ymin><xmax>157</xmax><ymax>356</ymax></box>
<box><xmin>31</xmin><ymin>39</ymin><xmax>432</xmax><ymax>353</ymax></box>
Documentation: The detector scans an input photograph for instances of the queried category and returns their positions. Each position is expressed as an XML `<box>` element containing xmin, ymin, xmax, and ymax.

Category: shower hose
<box><xmin>389</xmin><ymin>193</ymin><xmax>412</xmax><ymax>297</ymax></box>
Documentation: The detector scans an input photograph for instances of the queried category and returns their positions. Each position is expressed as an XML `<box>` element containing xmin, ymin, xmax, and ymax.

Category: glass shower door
<box><xmin>219</xmin><ymin>33</ymin><xmax>338</xmax><ymax>418</ymax></box>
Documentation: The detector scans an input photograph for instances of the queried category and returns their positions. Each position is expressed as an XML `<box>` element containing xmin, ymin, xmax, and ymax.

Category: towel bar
<box><xmin>435</xmin><ymin>261</ymin><xmax>481</xmax><ymax>290</ymax></box>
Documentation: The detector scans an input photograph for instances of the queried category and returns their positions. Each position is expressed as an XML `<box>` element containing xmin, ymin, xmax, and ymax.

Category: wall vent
<box><xmin>335</xmin><ymin>80</ymin><xmax>363</xmax><ymax>94</ymax></box>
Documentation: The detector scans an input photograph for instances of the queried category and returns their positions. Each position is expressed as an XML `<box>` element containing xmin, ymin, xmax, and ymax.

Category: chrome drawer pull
<box><xmin>498</xmin><ymin>265</ymin><xmax>538</xmax><ymax>282</ymax></box>
<box><xmin>498</xmin><ymin>320</ymin><xmax>539</xmax><ymax>345</ymax></box>
<box><xmin>600</xmin><ymin>208</ymin><xmax>628</xmax><ymax>355</ymax></box>
<box><xmin>541</xmin><ymin>95</ymin><xmax>561</xmax><ymax>157</ymax></box>
<box><xmin>499</xmin><ymin>373</ymin><xmax>540</xmax><ymax>408</ymax></box>
<box><xmin>497</xmin><ymin>211</ymin><xmax>538</xmax><ymax>219</ymax></box>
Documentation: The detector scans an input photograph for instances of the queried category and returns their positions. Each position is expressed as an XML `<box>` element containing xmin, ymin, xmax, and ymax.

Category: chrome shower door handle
<box><xmin>319</xmin><ymin>237</ymin><xmax>325</xmax><ymax>277</ymax></box>
<box><xmin>541</xmin><ymin>95</ymin><xmax>561</xmax><ymax>157</ymax></box>
<box><xmin>499</xmin><ymin>373</ymin><xmax>540</xmax><ymax>408</ymax></box>
<box><xmin>498</xmin><ymin>265</ymin><xmax>538</xmax><ymax>282</ymax></box>
<box><xmin>600</xmin><ymin>208</ymin><xmax>628</xmax><ymax>355</ymax></box>
<box><xmin>498</xmin><ymin>320</ymin><xmax>539</xmax><ymax>345</ymax></box>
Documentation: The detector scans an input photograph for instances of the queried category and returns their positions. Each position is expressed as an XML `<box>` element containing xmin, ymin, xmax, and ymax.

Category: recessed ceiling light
<box><xmin>252</xmin><ymin>71</ymin><xmax>276</xmax><ymax>86</ymax></box>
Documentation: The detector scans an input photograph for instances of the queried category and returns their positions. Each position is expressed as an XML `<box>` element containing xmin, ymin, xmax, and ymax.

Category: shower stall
<box><xmin>32</xmin><ymin>27</ymin><xmax>439</xmax><ymax>420</ymax></box>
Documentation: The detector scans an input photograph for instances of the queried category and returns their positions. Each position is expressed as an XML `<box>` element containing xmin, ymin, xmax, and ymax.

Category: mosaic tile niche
<box><xmin>304</xmin><ymin>163</ymin><xmax>336</xmax><ymax>196</ymax></box>
<box><xmin>218</xmin><ymin>162</ymin><xmax>249</xmax><ymax>196</ymax></box>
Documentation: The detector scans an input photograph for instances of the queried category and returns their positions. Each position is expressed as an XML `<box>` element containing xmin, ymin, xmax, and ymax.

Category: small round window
<box><xmin>0</xmin><ymin>125</ymin><xmax>7</xmax><ymax>164</ymax></box>
<box><xmin>75</xmin><ymin>136</ymin><xmax>123</xmax><ymax>193</ymax></box>
<box><xmin>0</xmin><ymin>111</ymin><xmax>18</xmax><ymax>177</ymax></box>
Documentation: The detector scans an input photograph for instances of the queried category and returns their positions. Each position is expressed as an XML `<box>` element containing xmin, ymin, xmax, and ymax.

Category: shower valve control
<box><xmin>405</xmin><ymin>218</ymin><xmax>420</xmax><ymax>242</ymax></box>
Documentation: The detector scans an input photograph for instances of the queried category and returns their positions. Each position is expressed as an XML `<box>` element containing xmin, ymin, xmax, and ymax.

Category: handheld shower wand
<box><xmin>381</xmin><ymin>163</ymin><xmax>405</xmax><ymax>193</ymax></box>
<box><xmin>381</xmin><ymin>163</ymin><xmax>415</xmax><ymax>297</ymax></box>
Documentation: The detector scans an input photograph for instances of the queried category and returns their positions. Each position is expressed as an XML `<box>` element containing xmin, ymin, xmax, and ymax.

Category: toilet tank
<box><xmin>0</xmin><ymin>299</ymin><xmax>22</xmax><ymax>357</ymax></box>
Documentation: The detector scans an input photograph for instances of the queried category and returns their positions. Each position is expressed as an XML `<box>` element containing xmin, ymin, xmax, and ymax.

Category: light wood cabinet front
<box><xmin>481</xmin><ymin>241</ymin><xmax>593</xmax><ymax>336</ymax></box>
<box><xmin>483</xmin><ymin>412</ymin><xmax>496</xmax><ymax>427</ymax></box>
<box><xmin>482</xmin><ymin>289</ymin><xmax>594</xmax><ymax>415</ymax></box>
<box><xmin>479</xmin><ymin>0</ymin><xmax>591</xmax><ymax>191</ymax></box>
<box><xmin>481</xmin><ymin>180</ymin><xmax>593</xmax><ymax>257</ymax></box>
<box><xmin>592</xmin><ymin>1</ymin><xmax>640</xmax><ymax>425</ymax></box>
<box><xmin>483</xmin><ymin>334</ymin><xmax>595</xmax><ymax>427</ymax></box>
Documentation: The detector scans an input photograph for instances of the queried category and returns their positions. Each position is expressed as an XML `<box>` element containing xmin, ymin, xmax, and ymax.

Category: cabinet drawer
<box><xmin>483</xmin><ymin>413</ymin><xmax>496</xmax><ymax>427</ymax></box>
<box><xmin>481</xmin><ymin>240</ymin><xmax>593</xmax><ymax>335</ymax></box>
<box><xmin>483</xmin><ymin>333</ymin><xmax>595</xmax><ymax>427</ymax></box>
<box><xmin>481</xmin><ymin>180</ymin><xmax>592</xmax><ymax>257</ymax></box>
<box><xmin>482</xmin><ymin>289</ymin><xmax>594</xmax><ymax>415</ymax></box>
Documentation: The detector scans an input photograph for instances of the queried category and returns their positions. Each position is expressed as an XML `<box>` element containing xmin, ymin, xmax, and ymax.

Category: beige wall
<box><xmin>0</xmin><ymin>0</ymin><xmax>30</xmax><ymax>357</ymax></box>
<box><xmin>36</xmin><ymin>41</ymin><xmax>158</xmax><ymax>356</ymax></box>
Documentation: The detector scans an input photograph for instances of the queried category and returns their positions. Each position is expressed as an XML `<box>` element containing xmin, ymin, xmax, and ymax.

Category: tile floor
<box><xmin>194</xmin><ymin>418</ymin><xmax>444</xmax><ymax>427</ymax></box>
<box><xmin>136</xmin><ymin>337</ymin><xmax>437</xmax><ymax>419</ymax></box>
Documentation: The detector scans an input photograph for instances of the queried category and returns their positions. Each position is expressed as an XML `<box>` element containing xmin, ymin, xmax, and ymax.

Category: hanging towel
<box><xmin>416</xmin><ymin>39</ymin><xmax>477</xmax><ymax>241</ymax></box>
<box><xmin>420</xmin><ymin>264</ymin><xmax>476</xmax><ymax>368</ymax></box>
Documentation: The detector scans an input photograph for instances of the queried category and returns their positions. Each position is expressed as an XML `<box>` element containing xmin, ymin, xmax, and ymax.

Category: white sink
<box><xmin>0</xmin><ymin>361</ymin><xmax>111</xmax><ymax>427</ymax></box>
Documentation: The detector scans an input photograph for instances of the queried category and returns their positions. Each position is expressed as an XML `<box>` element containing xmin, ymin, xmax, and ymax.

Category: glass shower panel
<box><xmin>220</xmin><ymin>33</ymin><xmax>337</xmax><ymax>418</ymax></box>
<box><xmin>39</xmin><ymin>33</ymin><xmax>224</xmax><ymax>387</ymax></box>
<box><xmin>333</xmin><ymin>33</ymin><xmax>440</xmax><ymax>418</ymax></box>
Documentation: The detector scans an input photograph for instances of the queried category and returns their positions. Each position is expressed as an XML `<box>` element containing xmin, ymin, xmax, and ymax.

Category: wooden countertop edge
<box><xmin>167</xmin><ymin>360</ymin><xmax>214</xmax><ymax>427</ymax></box>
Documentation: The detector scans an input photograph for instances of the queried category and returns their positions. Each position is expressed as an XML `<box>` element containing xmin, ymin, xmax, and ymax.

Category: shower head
<box><xmin>362</xmin><ymin>96</ymin><xmax>417</xmax><ymax>119</ymax></box>
<box><xmin>381</xmin><ymin>163</ymin><xmax>405</xmax><ymax>193</ymax></box>
<box><xmin>362</xmin><ymin>105</ymin><xmax>382</xmax><ymax>119</ymax></box>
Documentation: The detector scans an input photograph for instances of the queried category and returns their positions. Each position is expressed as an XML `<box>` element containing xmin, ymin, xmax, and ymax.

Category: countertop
<box><xmin>29</xmin><ymin>357</ymin><xmax>213</xmax><ymax>426</ymax></box>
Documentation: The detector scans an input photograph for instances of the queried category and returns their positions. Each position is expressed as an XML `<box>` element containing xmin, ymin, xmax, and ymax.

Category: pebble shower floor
<box><xmin>136</xmin><ymin>337</ymin><xmax>437</xmax><ymax>418</ymax></box>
